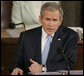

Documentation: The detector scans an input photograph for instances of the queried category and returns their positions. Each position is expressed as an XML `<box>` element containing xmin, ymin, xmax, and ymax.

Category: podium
<box><xmin>28</xmin><ymin>70</ymin><xmax>83</xmax><ymax>75</ymax></box>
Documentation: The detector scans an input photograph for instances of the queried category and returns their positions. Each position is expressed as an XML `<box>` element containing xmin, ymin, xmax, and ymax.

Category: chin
<box><xmin>47</xmin><ymin>32</ymin><xmax>54</xmax><ymax>35</ymax></box>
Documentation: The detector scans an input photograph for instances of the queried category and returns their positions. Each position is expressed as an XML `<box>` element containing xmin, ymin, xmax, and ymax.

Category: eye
<box><xmin>45</xmin><ymin>18</ymin><xmax>51</xmax><ymax>21</ymax></box>
<box><xmin>53</xmin><ymin>19</ymin><xmax>58</xmax><ymax>21</ymax></box>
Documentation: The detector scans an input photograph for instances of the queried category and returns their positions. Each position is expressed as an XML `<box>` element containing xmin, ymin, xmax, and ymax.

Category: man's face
<box><xmin>39</xmin><ymin>10</ymin><xmax>63</xmax><ymax>35</ymax></box>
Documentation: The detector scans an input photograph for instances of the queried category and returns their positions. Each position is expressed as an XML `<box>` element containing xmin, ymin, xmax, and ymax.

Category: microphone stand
<box><xmin>61</xmin><ymin>51</ymin><xmax>70</xmax><ymax>75</ymax></box>
<box><xmin>58</xmin><ymin>48</ymin><xmax>70</xmax><ymax>75</ymax></box>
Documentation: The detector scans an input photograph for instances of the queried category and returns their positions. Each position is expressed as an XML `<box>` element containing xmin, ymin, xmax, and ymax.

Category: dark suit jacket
<box><xmin>13</xmin><ymin>25</ymin><xmax>79</xmax><ymax>73</ymax></box>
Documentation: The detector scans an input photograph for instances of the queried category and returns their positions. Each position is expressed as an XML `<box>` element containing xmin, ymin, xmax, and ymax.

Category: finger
<box><xmin>30</xmin><ymin>63</ymin><xmax>37</xmax><ymax>67</ymax></box>
<box><xmin>19</xmin><ymin>70</ymin><xmax>23</xmax><ymax>75</ymax></box>
<box><xmin>30</xmin><ymin>59</ymin><xmax>36</xmax><ymax>64</ymax></box>
<box><xmin>30</xmin><ymin>68</ymin><xmax>40</xmax><ymax>73</ymax></box>
<box><xmin>11</xmin><ymin>71</ymin><xmax>18</xmax><ymax>75</ymax></box>
<box><xmin>29</xmin><ymin>67</ymin><xmax>36</xmax><ymax>73</ymax></box>
<box><xmin>29</xmin><ymin>67</ymin><xmax>34</xmax><ymax>72</ymax></box>
<box><xmin>29</xmin><ymin>67</ymin><xmax>31</xmax><ymax>71</ymax></box>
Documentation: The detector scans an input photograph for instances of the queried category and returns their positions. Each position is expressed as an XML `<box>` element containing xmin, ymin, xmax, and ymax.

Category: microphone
<box><xmin>57</xmin><ymin>48</ymin><xmax>70</xmax><ymax>75</ymax></box>
<box><xmin>9</xmin><ymin>23</ymin><xmax>26</xmax><ymax>30</ymax></box>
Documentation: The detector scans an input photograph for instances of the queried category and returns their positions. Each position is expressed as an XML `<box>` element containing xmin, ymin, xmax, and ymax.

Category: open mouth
<box><xmin>47</xmin><ymin>28</ymin><xmax>54</xmax><ymax>31</ymax></box>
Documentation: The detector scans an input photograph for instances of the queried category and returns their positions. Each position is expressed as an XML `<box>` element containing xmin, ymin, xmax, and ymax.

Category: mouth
<box><xmin>47</xmin><ymin>28</ymin><xmax>54</xmax><ymax>31</ymax></box>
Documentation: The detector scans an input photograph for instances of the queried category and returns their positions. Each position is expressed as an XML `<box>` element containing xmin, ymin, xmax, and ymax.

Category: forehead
<box><xmin>43</xmin><ymin>10</ymin><xmax>60</xmax><ymax>17</ymax></box>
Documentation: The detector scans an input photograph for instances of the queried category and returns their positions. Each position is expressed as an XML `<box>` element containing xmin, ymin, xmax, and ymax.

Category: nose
<box><xmin>49</xmin><ymin>20</ymin><xmax>54</xmax><ymax>27</ymax></box>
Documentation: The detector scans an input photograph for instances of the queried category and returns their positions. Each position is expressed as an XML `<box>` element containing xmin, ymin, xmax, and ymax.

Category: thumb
<box><xmin>30</xmin><ymin>59</ymin><xmax>36</xmax><ymax>64</ymax></box>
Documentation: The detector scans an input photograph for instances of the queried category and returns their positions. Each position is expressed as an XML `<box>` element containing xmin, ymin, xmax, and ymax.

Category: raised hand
<box><xmin>29</xmin><ymin>59</ymin><xmax>42</xmax><ymax>73</ymax></box>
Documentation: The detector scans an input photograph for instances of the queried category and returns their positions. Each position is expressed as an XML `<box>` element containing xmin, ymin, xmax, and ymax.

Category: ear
<box><xmin>39</xmin><ymin>16</ymin><xmax>42</xmax><ymax>23</ymax></box>
<box><xmin>60</xmin><ymin>17</ymin><xmax>63</xmax><ymax>22</ymax></box>
<box><xmin>59</xmin><ymin>17</ymin><xmax>63</xmax><ymax>25</ymax></box>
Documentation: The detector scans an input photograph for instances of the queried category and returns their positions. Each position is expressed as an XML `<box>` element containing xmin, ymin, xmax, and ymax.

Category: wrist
<box><xmin>42</xmin><ymin>65</ymin><xmax>47</xmax><ymax>72</ymax></box>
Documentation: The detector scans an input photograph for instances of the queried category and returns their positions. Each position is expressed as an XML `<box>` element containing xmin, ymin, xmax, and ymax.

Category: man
<box><xmin>11</xmin><ymin>2</ymin><xmax>79</xmax><ymax>75</ymax></box>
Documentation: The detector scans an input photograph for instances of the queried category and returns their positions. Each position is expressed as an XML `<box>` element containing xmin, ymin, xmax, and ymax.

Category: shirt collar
<box><xmin>42</xmin><ymin>28</ymin><xmax>47</xmax><ymax>40</ymax></box>
<box><xmin>42</xmin><ymin>27</ymin><xmax>55</xmax><ymax>39</ymax></box>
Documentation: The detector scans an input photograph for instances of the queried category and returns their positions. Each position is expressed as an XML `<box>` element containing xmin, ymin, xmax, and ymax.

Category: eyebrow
<box><xmin>45</xmin><ymin>18</ymin><xmax>58</xmax><ymax>21</ymax></box>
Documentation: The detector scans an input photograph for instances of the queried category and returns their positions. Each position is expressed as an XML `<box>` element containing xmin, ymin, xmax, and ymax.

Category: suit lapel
<box><xmin>46</xmin><ymin>25</ymin><xmax>64</xmax><ymax>64</ymax></box>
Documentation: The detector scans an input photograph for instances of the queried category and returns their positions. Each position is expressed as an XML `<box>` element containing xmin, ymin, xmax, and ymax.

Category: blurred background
<box><xmin>1</xmin><ymin>1</ymin><xmax>83</xmax><ymax>75</ymax></box>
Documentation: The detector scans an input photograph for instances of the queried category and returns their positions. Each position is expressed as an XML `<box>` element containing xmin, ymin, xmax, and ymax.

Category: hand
<box><xmin>29</xmin><ymin>59</ymin><xmax>43</xmax><ymax>73</ymax></box>
<box><xmin>11</xmin><ymin>68</ymin><xmax>23</xmax><ymax>75</ymax></box>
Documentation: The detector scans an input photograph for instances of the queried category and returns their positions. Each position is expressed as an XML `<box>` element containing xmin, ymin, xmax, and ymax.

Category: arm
<box><xmin>10</xmin><ymin>32</ymin><xmax>25</xmax><ymax>74</ymax></box>
<box><xmin>64</xmin><ymin>33</ymin><xmax>79</xmax><ymax>69</ymax></box>
<box><xmin>15</xmin><ymin>32</ymin><xmax>25</xmax><ymax>69</ymax></box>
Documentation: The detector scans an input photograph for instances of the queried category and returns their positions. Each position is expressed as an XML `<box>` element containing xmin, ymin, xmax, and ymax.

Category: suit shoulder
<box><xmin>63</xmin><ymin>26</ymin><xmax>79</xmax><ymax>38</ymax></box>
<box><xmin>21</xmin><ymin>26</ymin><xmax>41</xmax><ymax>36</ymax></box>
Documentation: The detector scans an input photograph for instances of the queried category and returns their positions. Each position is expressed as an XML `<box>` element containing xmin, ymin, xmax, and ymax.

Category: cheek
<box><xmin>42</xmin><ymin>21</ymin><xmax>48</xmax><ymax>27</ymax></box>
<box><xmin>55</xmin><ymin>21</ymin><xmax>61</xmax><ymax>26</ymax></box>
<box><xmin>54</xmin><ymin>22</ymin><xmax>61</xmax><ymax>29</ymax></box>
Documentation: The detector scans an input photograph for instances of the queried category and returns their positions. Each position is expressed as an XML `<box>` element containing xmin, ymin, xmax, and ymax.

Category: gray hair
<box><xmin>40</xmin><ymin>2</ymin><xmax>63</xmax><ymax>19</ymax></box>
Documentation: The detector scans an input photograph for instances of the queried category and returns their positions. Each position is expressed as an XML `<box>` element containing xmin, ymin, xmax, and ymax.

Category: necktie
<box><xmin>42</xmin><ymin>35</ymin><xmax>52</xmax><ymax>65</ymax></box>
